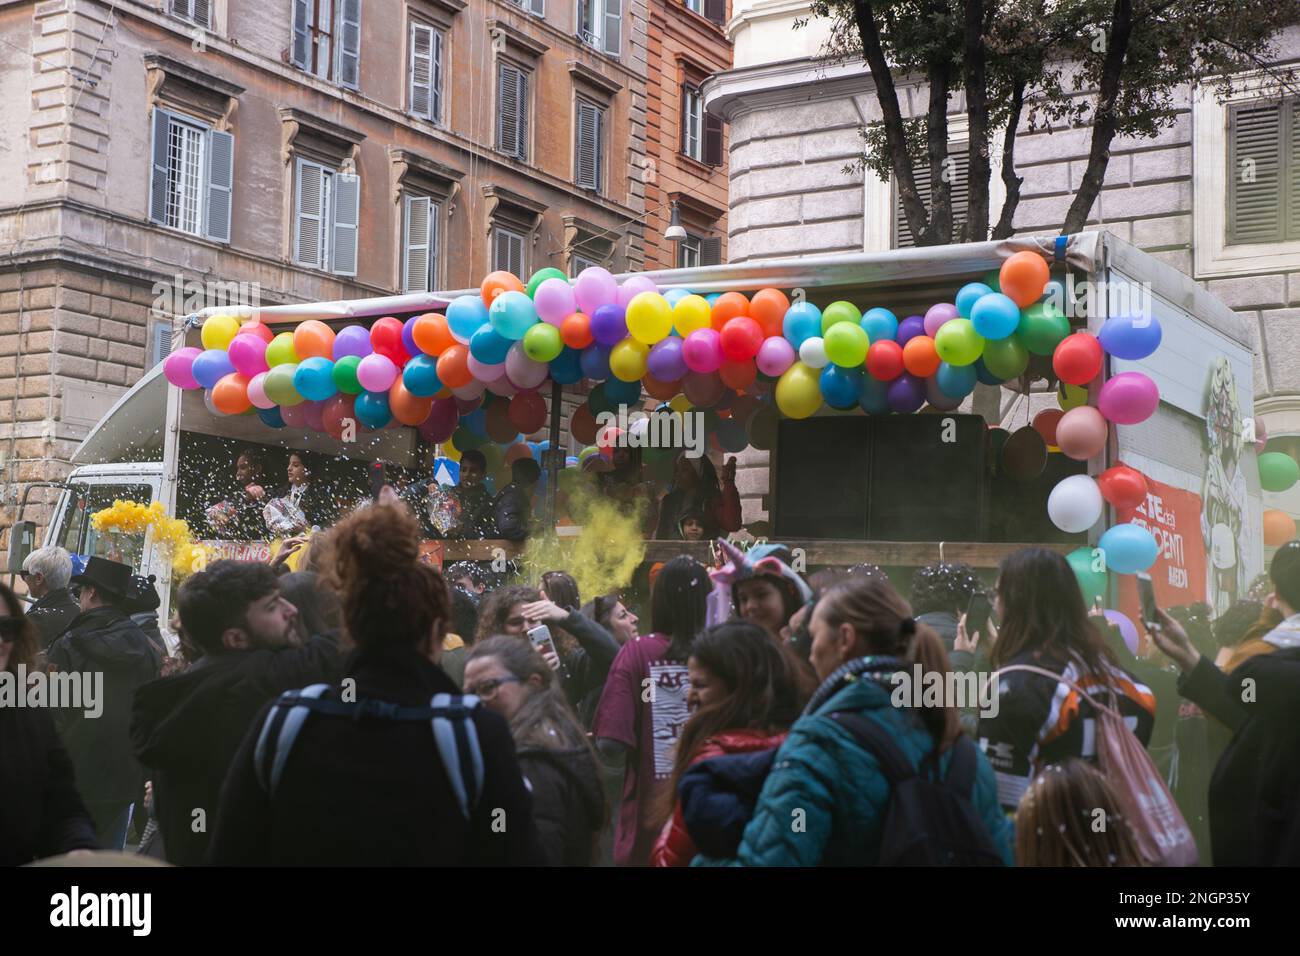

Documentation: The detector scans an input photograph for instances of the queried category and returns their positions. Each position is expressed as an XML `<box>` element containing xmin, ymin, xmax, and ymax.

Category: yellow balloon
<box><xmin>626</xmin><ymin>292</ymin><xmax>674</xmax><ymax>345</ymax></box>
<box><xmin>673</xmin><ymin>294</ymin><xmax>712</xmax><ymax>337</ymax></box>
<box><xmin>609</xmin><ymin>338</ymin><xmax>649</xmax><ymax>382</ymax></box>
<box><xmin>1058</xmin><ymin>381</ymin><xmax>1088</xmax><ymax>411</ymax></box>
<box><xmin>442</xmin><ymin>435</ymin><xmax>462</xmax><ymax>462</ymax></box>
<box><xmin>775</xmin><ymin>361</ymin><xmax>823</xmax><ymax>419</ymax></box>
<box><xmin>201</xmin><ymin>314</ymin><xmax>241</xmax><ymax>351</ymax></box>
<box><xmin>668</xmin><ymin>394</ymin><xmax>693</xmax><ymax>414</ymax></box>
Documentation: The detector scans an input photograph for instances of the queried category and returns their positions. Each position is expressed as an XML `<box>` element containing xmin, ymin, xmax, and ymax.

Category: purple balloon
<box><xmin>1103</xmin><ymin>609</ymin><xmax>1140</xmax><ymax>655</ymax></box>
<box><xmin>924</xmin><ymin>373</ymin><xmax>963</xmax><ymax>411</ymax></box>
<box><xmin>579</xmin><ymin>344</ymin><xmax>612</xmax><ymax>380</ymax></box>
<box><xmin>887</xmin><ymin>373</ymin><xmax>927</xmax><ymax>413</ymax></box>
<box><xmin>421</xmin><ymin>397</ymin><xmax>460</xmax><ymax>443</ymax></box>
<box><xmin>923</xmin><ymin>303</ymin><xmax>959</xmax><ymax>338</ymax></box>
<box><xmin>896</xmin><ymin>315</ymin><xmax>927</xmax><ymax>346</ymax></box>
<box><xmin>616</xmin><ymin>275</ymin><xmax>658</xmax><ymax>309</ymax></box>
<box><xmin>333</xmin><ymin>325</ymin><xmax>373</xmax><ymax>360</ymax></box>
<box><xmin>756</xmin><ymin>336</ymin><xmax>796</xmax><ymax>377</ymax></box>
<box><xmin>590</xmin><ymin>303</ymin><xmax>628</xmax><ymax>347</ymax></box>
<box><xmin>647</xmin><ymin>337</ymin><xmax>688</xmax><ymax>381</ymax></box>
<box><xmin>573</xmin><ymin>266</ymin><xmax>618</xmax><ymax>315</ymax></box>
<box><xmin>533</xmin><ymin>277</ymin><xmax>576</xmax><ymax>326</ymax></box>
<box><xmin>1098</xmin><ymin>371</ymin><xmax>1159</xmax><ymax>425</ymax></box>
<box><xmin>401</xmin><ymin>317</ymin><xmax>420</xmax><ymax>357</ymax></box>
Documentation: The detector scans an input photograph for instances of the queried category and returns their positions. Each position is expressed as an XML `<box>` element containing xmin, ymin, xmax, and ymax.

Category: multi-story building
<box><xmin>0</xmin><ymin>0</ymin><xmax>649</xmax><ymax>545</ymax></box>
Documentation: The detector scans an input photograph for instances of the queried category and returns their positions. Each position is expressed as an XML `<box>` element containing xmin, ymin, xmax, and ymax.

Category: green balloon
<box><xmin>523</xmin><ymin>321</ymin><xmax>564</xmax><ymax>362</ymax></box>
<box><xmin>1259</xmin><ymin>452</ymin><xmax>1300</xmax><ymax>492</ymax></box>
<box><xmin>265</xmin><ymin>331</ymin><xmax>299</xmax><ymax>367</ymax></box>
<box><xmin>824</xmin><ymin>322</ymin><xmax>869</xmax><ymax>367</ymax></box>
<box><xmin>586</xmin><ymin>382</ymin><xmax>613</xmax><ymax>416</ymax></box>
<box><xmin>982</xmin><ymin>269</ymin><xmax>1002</xmax><ymax>294</ymax></box>
<box><xmin>982</xmin><ymin>335</ymin><xmax>1030</xmax><ymax>379</ymax></box>
<box><xmin>526</xmin><ymin>268</ymin><xmax>568</xmax><ymax>298</ymax></box>
<box><xmin>1017</xmin><ymin>302</ymin><xmax>1071</xmax><ymax>355</ymax></box>
<box><xmin>821</xmin><ymin>300</ymin><xmax>862</xmax><ymax>334</ymax></box>
<box><xmin>332</xmin><ymin>354</ymin><xmax>363</xmax><ymax>394</ymax></box>
<box><xmin>934</xmin><ymin>317</ymin><xmax>985</xmax><ymax>366</ymax></box>
<box><xmin>453</xmin><ymin>425</ymin><xmax>486</xmax><ymax>450</ymax></box>
<box><xmin>1067</xmin><ymin>545</ymin><xmax>1109</xmax><ymax>605</ymax></box>
<box><xmin>264</xmin><ymin>363</ymin><xmax>305</xmax><ymax>406</ymax></box>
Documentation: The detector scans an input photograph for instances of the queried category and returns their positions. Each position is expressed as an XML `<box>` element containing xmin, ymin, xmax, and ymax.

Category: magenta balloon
<box><xmin>280</xmin><ymin>402</ymin><xmax>308</xmax><ymax>428</ymax></box>
<box><xmin>356</xmin><ymin>353</ymin><xmax>399</xmax><ymax>392</ymax></box>
<box><xmin>683</xmin><ymin>370</ymin><xmax>725</xmax><ymax>407</ymax></box>
<box><xmin>756</xmin><ymin>336</ymin><xmax>796</xmax><ymax>377</ymax></box>
<box><xmin>333</xmin><ymin>325</ymin><xmax>373</xmax><ymax>360</ymax></box>
<box><xmin>302</xmin><ymin>399</ymin><xmax>325</xmax><ymax>432</ymax></box>
<box><xmin>1098</xmin><ymin>371</ymin><xmax>1159</xmax><ymax>425</ymax></box>
<box><xmin>616</xmin><ymin>275</ymin><xmax>658</xmax><ymax>309</ymax></box>
<box><xmin>227</xmin><ymin>333</ymin><xmax>269</xmax><ymax>377</ymax></box>
<box><xmin>533</xmin><ymin>277</ymin><xmax>576</xmax><ymax>326</ymax></box>
<box><xmin>682</xmin><ymin>328</ymin><xmax>723</xmax><ymax>374</ymax></box>
<box><xmin>923</xmin><ymin>303</ymin><xmax>959</xmax><ymax>338</ymax></box>
<box><xmin>573</xmin><ymin>266</ymin><xmax>618</xmax><ymax>315</ymax></box>
<box><xmin>247</xmin><ymin>371</ymin><xmax>275</xmax><ymax>409</ymax></box>
<box><xmin>163</xmin><ymin>346</ymin><xmax>202</xmax><ymax>389</ymax></box>
<box><xmin>421</xmin><ymin>398</ymin><xmax>460</xmax><ymax>443</ymax></box>
<box><xmin>467</xmin><ymin>353</ymin><xmax>507</xmax><ymax>382</ymax></box>
<box><xmin>1103</xmin><ymin>609</ymin><xmax>1140</xmax><ymax>655</ymax></box>
<box><xmin>505</xmin><ymin>342</ymin><xmax>549</xmax><ymax>389</ymax></box>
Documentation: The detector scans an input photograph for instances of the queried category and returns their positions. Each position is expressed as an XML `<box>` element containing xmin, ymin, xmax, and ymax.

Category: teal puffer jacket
<box><xmin>693</xmin><ymin>662</ymin><xmax>1014</xmax><ymax>866</ymax></box>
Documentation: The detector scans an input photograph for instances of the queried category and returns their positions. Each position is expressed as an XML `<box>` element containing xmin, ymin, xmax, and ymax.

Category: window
<box><xmin>681</xmin><ymin>85</ymin><xmax>723</xmax><ymax>165</ymax></box>
<box><xmin>508</xmin><ymin>0</ymin><xmax>546</xmax><ymax>15</ymax></box>
<box><xmin>56</xmin><ymin>483</ymin><xmax>154</xmax><ymax>568</ymax></box>
<box><xmin>409</xmin><ymin>22</ymin><xmax>444</xmax><ymax>123</ymax></box>
<box><xmin>577</xmin><ymin>0</ymin><xmax>621</xmax><ymax>57</ymax></box>
<box><xmin>1227</xmin><ymin>98</ymin><xmax>1300</xmax><ymax>245</ymax></box>
<box><xmin>493</xmin><ymin>227</ymin><xmax>526</xmax><ymax>276</ymax></box>
<box><xmin>684</xmin><ymin>0</ymin><xmax>726</xmax><ymax>24</ymax></box>
<box><xmin>677</xmin><ymin>233</ymin><xmax>719</xmax><ymax>267</ymax></box>
<box><xmin>570</xmin><ymin>253</ymin><xmax>601</xmax><ymax>276</ymax></box>
<box><xmin>403</xmin><ymin>194</ymin><xmax>441</xmax><ymax>292</ymax></box>
<box><xmin>170</xmin><ymin>0</ymin><xmax>212</xmax><ymax>28</ymax></box>
<box><xmin>575</xmin><ymin>100</ymin><xmax>604</xmax><ymax>192</ymax></box>
<box><xmin>893</xmin><ymin>142</ymin><xmax>969</xmax><ymax>248</ymax></box>
<box><xmin>684</xmin><ymin>0</ymin><xmax>700</xmax><ymax>10</ymax></box>
<box><xmin>291</xmin><ymin>0</ymin><xmax>361</xmax><ymax>89</ymax></box>
<box><xmin>496</xmin><ymin>61</ymin><xmax>530</xmax><ymax>162</ymax></box>
<box><xmin>150</xmin><ymin>322</ymin><xmax>174</xmax><ymax>369</ymax></box>
<box><xmin>293</xmin><ymin>157</ymin><xmax>360</xmax><ymax>275</ymax></box>
<box><xmin>148</xmin><ymin>108</ymin><xmax>233</xmax><ymax>242</ymax></box>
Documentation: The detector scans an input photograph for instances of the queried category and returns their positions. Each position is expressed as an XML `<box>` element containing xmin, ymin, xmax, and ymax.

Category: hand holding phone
<box><xmin>527</xmin><ymin>624</ymin><xmax>559</xmax><ymax>665</ymax></box>
<box><xmin>1137</xmin><ymin>573</ymin><xmax>1159</xmax><ymax>629</ymax></box>
<box><xmin>965</xmin><ymin>591</ymin><xmax>993</xmax><ymax>643</ymax></box>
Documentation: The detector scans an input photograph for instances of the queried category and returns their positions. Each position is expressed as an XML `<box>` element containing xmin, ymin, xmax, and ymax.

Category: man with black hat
<box><xmin>46</xmin><ymin>556</ymin><xmax>163</xmax><ymax>849</ymax></box>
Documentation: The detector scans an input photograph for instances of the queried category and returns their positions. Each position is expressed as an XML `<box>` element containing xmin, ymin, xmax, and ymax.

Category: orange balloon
<box><xmin>212</xmin><ymin>372</ymin><xmax>252</xmax><ymax>415</ymax></box>
<box><xmin>999</xmin><ymin>251</ymin><xmax>1051</xmax><ymax>308</ymax></box>
<box><xmin>643</xmin><ymin>374</ymin><xmax>682</xmax><ymax>401</ymax></box>
<box><xmin>711</xmin><ymin>292</ymin><xmax>750</xmax><ymax>331</ymax></box>
<box><xmin>902</xmin><ymin>335</ymin><xmax>941</xmax><ymax>378</ymax></box>
<box><xmin>570</xmin><ymin>404</ymin><xmax>598</xmax><ymax>445</ymax></box>
<box><xmin>435</xmin><ymin>344</ymin><xmax>472</xmax><ymax>389</ymax></box>
<box><xmin>239</xmin><ymin>321</ymin><xmax>274</xmax><ymax>343</ymax></box>
<box><xmin>434</xmin><ymin>386</ymin><xmax>452</xmax><ymax>401</ymax></box>
<box><xmin>412</xmin><ymin>313</ymin><xmax>455</xmax><ymax>356</ymax></box>
<box><xmin>1264</xmin><ymin>509</ymin><xmax>1297</xmax><ymax>547</ymax></box>
<box><xmin>293</xmin><ymin>320</ymin><xmax>335</xmax><ymax>360</ymax></box>
<box><xmin>719</xmin><ymin>358</ymin><xmax>757</xmax><ymax>391</ymax></box>
<box><xmin>560</xmin><ymin>312</ymin><xmax>593</xmax><ymax>349</ymax></box>
<box><xmin>481</xmin><ymin>270</ymin><xmax>525</xmax><ymax>307</ymax></box>
<box><xmin>748</xmin><ymin>288</ymin><xmax>790</xmax><ymax>338</ymax></box>
<box><xmin>1032</xmin><ymin>408</ymin><xmax>1064</xmax><ymax>447</ymax></box>
<box><xmin>388</xmin><ymin>379</ymin><xmax>434</xmax><ymax>426</ymax></box>
<box><xmin>504</xmin><ymin>442</ymin><xmax>534</xmax><ymax>465</ymax></box>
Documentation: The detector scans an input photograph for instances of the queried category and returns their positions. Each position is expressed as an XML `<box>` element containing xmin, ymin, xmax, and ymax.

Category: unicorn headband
<box><xmin>709</xmin><ymin>538</ymin><xmax>813</xmax><ymax>605</ymax></box>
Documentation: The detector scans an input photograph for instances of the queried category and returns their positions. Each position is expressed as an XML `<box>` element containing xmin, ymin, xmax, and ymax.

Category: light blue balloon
<box><xmin>193</xmin><ymin>349</ymin><xmax>235</xmax><ymax>389</ymax></box>
<box><xmin>936</xmin><ymin>361</ymin><xmax>978</xmax><ymax>399</ymax></box>
<box><xmin>783</xmin><ymin>301</ymin><xmax>823</xmax><ymax>348</ymax></box>
<box><xmin>705</xmin><ymin>293</ymin><xmax>722</xmax><ymax>306</ymax></box>
<box><xmin>489</xmin><ymin>290</ymin><xmax>538</xmax><ymax>341</ymax></box>
<box><xmin>293</xmin><ymin>356</ymin><xmax>337</xmax><ymax>401</ymax></box>
<box><xmin>354</xmin><ymin>391</ymin><xmax>392</xmax><ymax>430</ymax></box>
<box><xmin>819</xmin><ymin>365</ymin><xmax>862</xmax><ymax>409</ymax></box>
<box><xmin>664</xmin><ymin>288</ymin><xmax>692</xmax><ymax>306</ymax></box>
<box><xmin>470</xmin><ymin>325</ymin><xmax>513</xmax><ymax>364</ymax></box>
<box><xmin>257</xmin><ymin>406</ymin><xmax>285</xmax><ymax>429</ymax></box>
<box><xmin>402</xmin><ymin>354</ymin><xmax>442</xmax><ymax>397</ymax></box>
<box><xmin>858</xmin><ymin>374</ymin><xmax>890</xmax><ymax>415</ymax></box>
<box><xmin>970</xmin><ymin>292</ymin><xmax>1021</xmax><ymax>340</ymax></box>
<box><xmin>1098</xmin><ymin>314</ymin><xmax>1163</xmax><ymax>360</ymax></box>
<box><xmin>861</xmin><ymin>308</ymin><xmax>899</xmax><ymax>343</ymax></box>
<box><xmin>955</xmin><ymin>282</ymin><xmax>994</xmax><ymax>318</ymax></box>
<box><xmin>1098</xmin><ymin>523</ymin><xmax>1159</xmax><ymax>574</ymax></box>
<box><xmin>447</xmin><ymin>295</ymin><xmax>489</xmax><ymax>342</ymax></box>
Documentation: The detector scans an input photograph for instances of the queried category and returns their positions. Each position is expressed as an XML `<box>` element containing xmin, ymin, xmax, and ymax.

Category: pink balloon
<box><xmin>247</xmin><ymin>372</ymin><xmax>275</xmax><ymax>409</ymax></box>
<box><xmin>1098</xmin><ymin>371</ymin><xmax>1159</xmax><ymax>425</ymax></box>
<box><xmin>227</xmin><ymin>333</ymin><xmax>269</xmax><ymax>377</ymax></box>
<box><xmin>1055</xmin><ymin>405</ymin><xmax>1109</xmax><ymax>460</ymax></box>
<box><xmin>451</xmin><ymin>380</ymin><xmax>487</xmax><ymax>400</ymax></box>
<box><xmin>455</xmin><ymin>394</ymin><xmax>484</xmax><ymax>415</ymax></box>
<box><xmin>533</xmin><ymin>278</ymin><xmax>577</xmax><ymax>326</ymax></box>
<box><xmin>280</xmin><ymin>402</ymin><xmax>308</xmax><ymax>428</ymax></box>
<box><xmin>488</xmin><ymin>376</ymin><xmax>519</xmax><ymax>398</ymax></box>
<box><xmin>505</xmin><ymin>342</ymin><xmax>549</xmax><ymax>389</ymax></box>
<box><xmin>1103</xmin><ymin>609</ymin><xmax>1139</xmax><ymax>655</ymax></box>
<box><xmin>923</xmin><ymin>303</ymin><xmax>959</xmax><ymax>338</ymax></box>
<box><xmin>617</xmin><ymin>275</ymin><xmax>658</xmax><ymax>309</ymax></box>
<box><xmin>356</xmin><ymin>353</ymin><xmax>399</xmax><ymax>392</ymax></box>
<box><xmin>573</xmin><ymin>266</ymin><xmax>618</xmax><ymax>314</ymax></box>
<box><xmin>467</xmin><ymin>354</ymin><xmax>507</xmax><ymax>382</ymax></box>
<box><xmin>756</xmin><ymin>336</ymin><xmax>796</xmax><ymax>377</ymax></box>
<box><xmin>238</xmin><ymin>321</ymin><xmax>274</xmax><ymax>343</ymax></box>
<box><xmin>302</xmin><ymin>399</ymin><xmax>325</xmax><ymax>432</ymax></box>
<box><xmin>163</xmin><ymin>347</ymin><xmax>202</xmax><ymax>389</ymax></box>
<box><xmin>682</xmin><ymin>329</ymin><xmax>723</xmax><ymax>374</ymax></box>
<box><xmin>421</xmin><ymin>397</ymin><xmax>459</xmax><ymax>443</ymax></box>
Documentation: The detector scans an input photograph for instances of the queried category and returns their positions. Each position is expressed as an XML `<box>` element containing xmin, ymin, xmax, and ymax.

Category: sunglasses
<box><xmin>0</xmin><ymin>618</ymin><xmax>25</xmax><ymax>643</ymax></box>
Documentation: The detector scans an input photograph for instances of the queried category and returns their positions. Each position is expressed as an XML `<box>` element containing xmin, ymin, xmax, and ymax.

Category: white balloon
<box><xmin>799</xmin><ymin>336</ymin><xmax>829</xmax><ymax>369</ymax></box>
<box><xmin>1047</xmin><ymin>474</ymin><xmax>1104</xmax><ymax>534</ymax></box>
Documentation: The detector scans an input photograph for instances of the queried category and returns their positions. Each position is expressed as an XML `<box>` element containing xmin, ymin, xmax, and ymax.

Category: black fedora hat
<box><xmin>70</xmin><ymin>556</ymin><xmax>134</xmax><ymax>600</ymax></box>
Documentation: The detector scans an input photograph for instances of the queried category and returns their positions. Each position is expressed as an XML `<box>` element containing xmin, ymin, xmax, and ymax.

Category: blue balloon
<box><xmin>783</xmin><ymin>302</ymin><xmax>823</xmax><ymax>348</ymax></box>
<box><xmin>955</xmin><ymin>282</ymin><xmax>994</xmax><ymax>318</ymax></box>
<box><xmin>605</xmin><ymin>376</ymin><xmax>642</xmax><ymax>406</ymax></box>
<box><xmin>257</xmin><ymin>406</ymin><xmax>285</xmax><ymax>428</ymax></box>
<box><xmin>470</xmin><ymin>325</ymin><xmax>513</xmax><ymax>364</ymax></box>
<box><xmin>447</xmin><ymin>294</ymin><xmax>489</xmax><ymax>342</ymax></box>
<box><xmin>193</xmin><ymin>349</ymin><xmax>235</xmax><ymax>389</ymax></box>
<box><xmin>861</xmin><ymin>308</ymin><xmax>899</xmax><ymax>343</ymax></box>
<box><xmin>716</xmin><ymin>418</ymin><xmax>749</xmax><ymax>453</ymax></box>
<box><xmin>488</xmin><ymin>290</ymin><xmax>538</xmax><ymax>341</ymax></box>
<box><xmin>462</xmin><ymin>407</ymin><xmax>487</xmax><ymax>437</ymax></box>
<box><xmin>549</xmin><ymin>346</ymin><xmax>584</xmax><ymax>385</ymax></box>
<box><xmin>1098</xmin><ymin>523</ymin><xmax>1159</xmax><ymax>574</ymax></box>
<box><xmin>974</xmin><ymin>357</ymin><xmax>1005</xmax><ymax>386</ymax></box>
<box><xmin>1098</xmin><ymin>314</ymin><xmax>1162</xmax><ymax>361</ymax></box>
<box><xmin>664</xmin><ymin>288</ymin><xmax>692</xmax><ymax>306</ymax></box>
<box><xmin>579</xmin><ymin>344</ymin><xmax>612</xmax><ymax>380</ymax></box>
<box><xmin>858</xmin><ymin>374</ymin><xmax>891</xmax><ymax>415</ymax></box>
<box><xmin>970</xmin><ymin>292</ymin><xmax>1021</xmax><ymax>340</ymax></box>
<box><xmin>820</xmin><ymin>365</ymin><xmax>862</xmax><ymax>409</ymax></box>
<box><xmin>354</xmin><ymin>391</ymin><xmax>392</xmax><ymax>430</ymax></box>
<box><xmin>936</xmin><ymin>361</ymin><xmax>978</xmax><ymax>399</ymax></box>
<box><xmin>293</xmin><ymin>356</ymin><xmax>337</xmax><ymax>401</ymax></box>
<box><xmin>705</xmin><ymin>293</ymin><xmax>722</xmax><ymax>305</ymax></box>
<box><xmin>403</xmin><ymin>354</ymin><xmax>442</xmax><ymax>397</ymax></box>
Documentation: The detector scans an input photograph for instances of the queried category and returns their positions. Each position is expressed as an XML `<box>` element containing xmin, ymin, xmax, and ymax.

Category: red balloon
<box><xmin>508</xmin><ymin>391</ymin><xmax>548</xmax><ymax>434</ymax></box>
<box><xmin>486</xmin><ymin>399</ymin><xmax>518</xmax><ymax>443</ymax></box>
<box><xmin>1097</xmin><ymin>464</ymin><xmax>1149</xmax><ymax>510</ymax></box>
<box><xmin>1052</xmin><ymin>332</ymin><xmax>1104</xmax><ymax>386</ymax></box>
<box><xmin>570</xmin><ymin>403</ymin><xmax>598</xmax><ymax>445</ymax></box>
<box><xmin>370</xmin><ymin>317</ymin><xmax>409</xmax><ymax>361</ymax></box>
<box><xmin>1032</xmin><ymin>408</ymin><xmax>1064</xmax><ymax>447</ymax></box>
<box><xmin>720</xmin><ymin>317</ymin><xmax>764</xmax><ymax>361</ymax></box>
<box><xmin>719</xmin><ymin>358</ymin><xmax>757</xmax><ymax>392</ymax></box>
<box><xmin>865</xmin><ymin>340</ymin><xmax>905</xmax><ymax>381</ymax></box>
<box><xmin>322</xmin><ymin>394</ymin><xmax>356</xmax><ymax>440</ymax></box>
<box><xmin>643</xmin><ymin>374</ymin><xmax>682</xmax><ymax>401</ymax></box>
<box><xmin>683</xmin><ymin>371</ymin><xmax>725</xmax><ymax>408</ymax></box>
<box><xmin>504</xmin><ymin>442</ymin><xmax>534</xmax><ymax>465</ymax></box>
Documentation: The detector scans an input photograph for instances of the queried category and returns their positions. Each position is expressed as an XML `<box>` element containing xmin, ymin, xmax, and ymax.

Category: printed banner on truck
<box><xmin>1115</xmin><ymin>477</ymin><xmax>1208</xmax><ymax>637</ymax></box>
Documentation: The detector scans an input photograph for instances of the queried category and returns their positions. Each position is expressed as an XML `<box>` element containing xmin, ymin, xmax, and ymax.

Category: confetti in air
<box><xmin>90</xmin><ymin>499</ymin><xmax>209</xmax><ymax>579</ymax></box>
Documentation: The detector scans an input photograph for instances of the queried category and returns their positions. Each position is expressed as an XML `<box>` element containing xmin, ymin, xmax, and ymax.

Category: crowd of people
<box><xmin>6</xmin><ymin>484</ymin><xmax>1300</xmax><ymax>866</ymax></box>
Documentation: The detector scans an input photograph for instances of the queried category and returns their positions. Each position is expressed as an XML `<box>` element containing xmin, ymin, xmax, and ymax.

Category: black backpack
<box><xmin>830</xmin><ymin>712</ymin><xmax>1005</xmax><ymax>866</ymax></box>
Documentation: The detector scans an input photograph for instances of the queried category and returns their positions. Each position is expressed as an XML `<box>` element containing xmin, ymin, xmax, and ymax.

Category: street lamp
<box><xmin>664</xmin><ymin>200</ymin><xmax>687</xmax><ymax>241</ymax></box>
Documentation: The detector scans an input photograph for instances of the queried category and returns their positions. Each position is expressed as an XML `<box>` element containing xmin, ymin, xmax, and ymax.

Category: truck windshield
<box><xmin>56</xmin><ymin>483</ymin><xmax>153</xmax><ymax>571</ymax></box>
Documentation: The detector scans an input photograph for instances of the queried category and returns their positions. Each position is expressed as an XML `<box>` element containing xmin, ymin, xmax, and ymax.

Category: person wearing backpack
<box><xmin>692</xmin><ymin>577</ymin><xmax>1012</xmax><ymax>866</ymax></box>
<box><xmin>207</xmin><ymin>503</ymin><xmax>542</xmax><ymax>866</ymax></box>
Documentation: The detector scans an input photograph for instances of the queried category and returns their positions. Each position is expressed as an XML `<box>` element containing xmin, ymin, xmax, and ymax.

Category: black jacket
<box><xmin>453</xmin><ymin>485</ymin><xmax>496</xmax><ymax>539</ymax></box>
<box><xmin>46</xmin><ymin>605</ymin><xmax>162</xmax><ymax>807</ymax></box>
<box><xmin>131</xmin><ymin>633</ymin><xmax>344</xmax><ymax>866</ymax></box>
<box><xmin>29</xmin><ymin>588</ymin><xmax>80</xmax><ymax>650</ymax></box>
<box><xmin>0</xmin><ymin>705</ymin><xmax>99</xmax><ymax>865</ymax></box>
<box><xmin>518</xmin><ymin>743</ymin><xmax>604</xmax><ymax>866</ymax></box>
<box><xmin>554</xmin><ymin>611</ymin><xmax>621</xmax><ymax>727</ymax></box>
<box><xmin>207</xmin><ymin>644</ymin><xmax>544</xmax><ymax>865</ymax></box>
<box><xmin>494</xmin><ymin>483</ymin><xmax>535</xmax><ymax>541</ymax></box>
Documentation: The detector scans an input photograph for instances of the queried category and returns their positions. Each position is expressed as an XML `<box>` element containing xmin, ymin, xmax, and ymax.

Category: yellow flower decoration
<box><xmin>90</xmin><ymin>499</ymin><xmax>214</xmax><ymax>580</ymax></box>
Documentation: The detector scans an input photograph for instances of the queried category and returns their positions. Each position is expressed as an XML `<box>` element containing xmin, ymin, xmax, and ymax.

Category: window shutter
<box><xmin>1228</xmin><ymin>102</ymin><xmax>1282</xmax><ymax>245</ymax></box>
<box><xmin>703</xmin><ymin>112</ymin><xmax>723</xmax><ymax>166</ymax></box>
<box><xmin>576</xmin><ymin>102</ymin><xmax>600</xmax><ymax>190</ymax></box>
<box><xmin>148</xmin><ymin>108</ymin><xmax>172</xmax><ymax>225</ymax></box>
<box><xmin>700</xmin><ymin>236</ymin><xmax>722</xmax><ymax>266</ymax></box>
<box><xmin>493</xmin><ymin>230</ymin><xmax>509</xmax><ymax>272</ymax></box>
<box><xmin>603</xmin><ymin>0</ymin><xmax>622</xmax><ymax>56</ymax></box>
<box><xmin>511</xmin><ymin>233</ymin><xmax>525</xmax><ymax>276</ymax></box>
<box><xmin>894</xmin><ymin>143</ymin><xmax>968</xmax><ymax>248</ymax></box>
<box><xmin>681</xmin><ymin>85</ymin><xmax>688</xmax><ymax>155</ymax></box>
<box><xmin>1290</xmin><ymin>100</ymin><xmax>1300</xmax><ymax>240</ymax></box>
<box><xmin>594</xmin><ymin>107</ymin><xmax>604</xmax><ymax>192</ymax></box>
<box><xmin>151</xmin><ymin>323</ymin><xmax>174</xmax><ymax>368</ymax></box>
<box><xmin>431</xmin><ymin>30</ymin><xmax>444</xmax><ymax>124</ymax></box>
<box><xmin>291</xmin><ymin>0</ymin><xmax>313</xmax><ymax>69</ymax></box>
<box><xmin>337</xmin><ymin>0</ymin><xmax>362</xmax><ymax>89</ymax></box>
<box><xmin>204</xmin><ymin>129</ymin><xmax>234</xmax><ymax>243</ymax></box>
<box><xmin>404</xmin><ymin>195</ymin><xmax>431</xmax><ymax>293</ymax></box>
<box><xmin>294</xmin><ymin>158</ymin><xmax>324</xmax><ymax>268</ymax></box>
<box><xmin>497</xmin><ymin>62</ymin><xmax>519</xmax><ymax>158</ymax></box>
<box><xmin>517</xmin><ymin>69</ymin><xmax>529</xmax><ymax>161</ymax></box>
<box><xmin>191</xmin><ymin>0</ymin><xmax>211</xmax><ymax>28</ymax></box>
<box><xmin>410</xmin><ymin>22</ymin><xmax>434</xmax><ymax>119</ymax></box>
<box><xmin>428</xmin><ymin>201</ymin><xmax>440</xmax><ymax>289</ymax></box>
<box><xmin>704</xmin><ymin>0</ymin><xmax>725</xmax><ymax>24</ymax></box>
<box><xmin>332</xmin><ymin>172</ymin><xmax>360</xmax><ymax>276</ymax></box>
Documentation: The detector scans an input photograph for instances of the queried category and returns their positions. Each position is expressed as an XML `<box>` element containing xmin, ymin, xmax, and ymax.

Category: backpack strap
<box><xmin>994</xmin><ymin>664</ymin><xmax>1123</xmax><ymax>719</ymax></box>
<box><xmin>254</xmin><ymin>683</ymin><xmax>331</xmax><ymax>797</ymax></box>
<box><xmin>830</xmin><ymin>711</ymin><xmax>978</xmax><ymax>798</ymax></box>
<box><xmin>430</xmin><ymin>693</ymin><xmax>484</xmax><ymax>821</ymax></box>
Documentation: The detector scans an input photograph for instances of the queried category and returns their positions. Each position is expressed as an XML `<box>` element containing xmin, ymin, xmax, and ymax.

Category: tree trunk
<box><xmin>992</xmin><ymin>79</ymin><xmax>1026</xmax><ymax>240</ymax></box>
<box><xmin>962</xmin><ymin>0</ymin><xmax>990</xmax><ymax>244</ymax></box>
<box><xmin>923</xmin><ymin>57</ymin><xmax>954</xmax><ymax>245</ymax></box>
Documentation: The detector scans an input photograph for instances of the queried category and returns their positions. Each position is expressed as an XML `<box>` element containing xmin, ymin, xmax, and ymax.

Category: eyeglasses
<box><xmin>0</xmin><ymin>618</ymin><xmax>25</xmax><ymax>643</ymax></box>
<box><xmin>466</xmin><ymin>676</ymin><xmax>520</xmax><ymax>699</ymax></box>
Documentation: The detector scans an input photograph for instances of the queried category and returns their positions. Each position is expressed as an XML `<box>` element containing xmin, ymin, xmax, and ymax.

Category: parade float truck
<box><xmin>12</xmin><ymin>230</ymin><xmax>1261</xmax><ymax>637</ymax></box>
